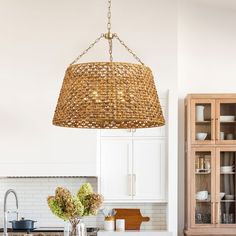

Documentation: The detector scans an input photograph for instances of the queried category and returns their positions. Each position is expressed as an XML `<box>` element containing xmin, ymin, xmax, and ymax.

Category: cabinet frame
<box><xmin>216</xmin><ymin>99</ymin><xmax>236</xmax><ymax>145</ymax></box>
<box><xmin>191</xmin><ymin>99</ymin><xmax>216</xmax><ymax>145</ymax></box>
<box><xmin>215</xmin><ymin>147</ymin><xmax>236</xmax><ymax>228</ymax></box>
<box><xmin>190</xmin><ymin>147</ymin><xmax>216</xmax><ymax>228</ymax></box>
<box><xmin>189</xmin><ymin>95</ymin><xmax>236</xmax><ymax>145</ymax></box>
<box><xmin>185</xmin><ymin>94</ymin><xmax>236</xmax><ymax>236</ymax></box>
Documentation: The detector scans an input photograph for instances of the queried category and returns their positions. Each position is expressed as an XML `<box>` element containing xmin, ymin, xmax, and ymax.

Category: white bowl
<box><xmin>225</xmin><ymin>195</ymin><xmax>235</xmax><ymax>200</ymax></box>
<box><xmin>220</xmin><ymin>116</ymin><xmax>235</xmax><ymax>122</ymax></box>
<box><xmin>196</xmin><ymin>133</ymin><xmax>208</xmax><ymax>140</ymax></box>
<box><xmin>220</xmin><ymin>192</ymin><xmax>225</xmax><ymax>200</ymax></box>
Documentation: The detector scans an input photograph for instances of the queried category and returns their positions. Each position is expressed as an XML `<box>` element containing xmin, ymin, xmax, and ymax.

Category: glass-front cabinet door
<box><xmin>216</xmin><ymin>148</ymin><xmax>236</xmax><ymax>226</ymax></box>
<box><xmin>191</xmin><ymin>99</ymin><xmax>215</xmax><ymax>145</ymax></box>
<box><xmin>191</xmin><ymin>148</ymin><xmax>215</xmax><ymax>227</ymax></box>
<box><xmin>216</xmin><ymin>99</ymin><xmax>236</xmax><ymax>145</ymax></box>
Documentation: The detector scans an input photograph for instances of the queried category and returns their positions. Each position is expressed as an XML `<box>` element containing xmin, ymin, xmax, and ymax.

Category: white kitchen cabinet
<box><xmin>132</xmin><ymin>139</ymin><xmax>165</xmax><ymax>200</ymax></box>
<box><xmin>99</xmin><ymin>138</ymin><xmax>166</xmax><ymax>202</ymax></box>
<box><xmin>100</xmin><ymin>139</ymin><xmax>133</xmax><ymax>200</ymax></box>
<box><xmin>100</xmin><ymin>138</ymin><xmax>166</xmax><ymax>202</ymax></box>
<box><xmin>98</xmin><ymin>96</ymin><xmax>168</xmax><ymax>202</ymax></box>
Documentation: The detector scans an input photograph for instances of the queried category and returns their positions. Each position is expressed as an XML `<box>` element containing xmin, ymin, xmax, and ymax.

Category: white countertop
<box><xmin>98</xmin><ymin>230</ymin><xmax>172</xmax><ymax>236</ymax></box>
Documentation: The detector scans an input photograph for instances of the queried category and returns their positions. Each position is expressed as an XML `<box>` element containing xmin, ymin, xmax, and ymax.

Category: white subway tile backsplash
<box><xmin>0</xmin><ymin>177</ymin><xmax>167</xmax><ymax>230</ymax></box>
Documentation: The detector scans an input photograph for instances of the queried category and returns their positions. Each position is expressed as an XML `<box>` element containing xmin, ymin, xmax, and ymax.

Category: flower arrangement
<box><xmin>47</xmin><ymin>183</ymin><xmax>103</xmax><ymax>235</ymax></box>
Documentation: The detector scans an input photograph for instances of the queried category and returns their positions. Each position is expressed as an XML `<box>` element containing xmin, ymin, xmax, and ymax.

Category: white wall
<box><xmin>3</xmin><ymin>0</ymin><xmax>236</xmax><ymax>235</ymax></box>
<box><xmin>0</xmin><ymin>177</ymin><xmax>167</xmax><ymax>230</ymax></box>
<box><xmin>0</xmin><ymin>0</ymin><xmax>177</xmax><ymax>169</ymax></box>
<box><xmin>178</xmin><ymin>1</ymin><xmax>236</xmax><ymax>235</ymax></box>
<box><xmin>0</xmin><ymin>0</ymin><xmax>178</xmax><ymax>234</ymax></box>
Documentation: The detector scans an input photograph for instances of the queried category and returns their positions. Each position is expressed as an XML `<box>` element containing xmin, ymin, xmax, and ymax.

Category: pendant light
<box><xmin>53</xmin><ymin>0</ymin><xmax>165</xmax><ymax>129</ymax></box>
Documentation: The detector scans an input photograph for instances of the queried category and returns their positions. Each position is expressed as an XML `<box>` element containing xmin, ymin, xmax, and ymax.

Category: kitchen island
<box><xmin>0</xmin><ymin>227</ymin><xmax>98</xmax><ymax>236</ymax></box>
<box><xmin>98</xmin><ymin>230</ymin><xmax>172</xmax><ymax>236</ymax></box>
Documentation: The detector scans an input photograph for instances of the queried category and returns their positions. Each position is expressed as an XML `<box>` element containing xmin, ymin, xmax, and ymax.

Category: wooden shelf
<box><xmin>196</xmin><ymin>200</ymin><xmax>211</xmax><ymax>203</ymax></box>
<box><xmin>220</xmin><ymin>121</ymin><xmax>236</xmax><ymax>124</ymax></box>
<box><xmin>196</xmin><ymin>121</ymin><xmax>211</xmax><ymax>124</ymax></box>
<box><xmin>221</xmin><ymin>200</ymin><xmax>235</xmax><ymax>203</ymax></box>
<box><xmin>195</xmin><ymin>172</ymin><xmax>211</xmax><ymax>175</ymax></box>
<box><xmin>220</xmin><ymin>172</ymin><xmax>235</xmax><ymax>174</ymax></box>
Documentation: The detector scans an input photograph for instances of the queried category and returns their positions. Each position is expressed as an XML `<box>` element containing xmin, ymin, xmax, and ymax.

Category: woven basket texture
<box><xmin>53</xmin><ymin>62</ymin><xmax>165</xmax><ymax>128</ymax></box>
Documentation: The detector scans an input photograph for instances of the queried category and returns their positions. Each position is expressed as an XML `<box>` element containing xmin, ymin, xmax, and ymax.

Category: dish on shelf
<box><xmin>220</xmin><ymin>115</ymin><xmax>235</xmax><ymax>122</ymax></box>
<box><xmin>220</xmin><ymin>192</ymin><xmax>225</xmax><ymax>200</ymax></box>
<box><xmin>220</xmin><ymin>166</ymin><xmax>235</xmax><ymax>173</ymax></box>
<box><xmin>196</xmin><ymin>133</ymin><xmax>207</xmax><ymax>140</ymax></box>
<box><xmin>196</xmin><ymin>191</ymin><xmax>208</xmax><ymax>200</ymax></box>
<box><xmin>225</xmin><ymin>195</ymin><xmax>235</xmax><ymax>200</ymax></box>
<box><xmin>196</xmin><ymin>169</ymin><xmax>211</xmax><ymax>174</ymax></box>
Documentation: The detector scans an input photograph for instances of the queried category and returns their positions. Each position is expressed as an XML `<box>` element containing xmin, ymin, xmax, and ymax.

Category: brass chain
<box><xmin>107</xmin><ymin>0</ymin><xmax>113</xmax><ymax>62</ymax></box>
<box><xmin>107</xmin><ymin>0</ymin><xmax>112</xmax><ymax>33</ymax></box>
<box><xmin>70</xmin><ymin>34</ymin><xmax>105</xmax><ymax>65</ymax></box>
<box><xmin>114</xmin><ymin>34</ymin><xmax>145</xmax><ymax>65</ymax></box>
<box><xmin>70</xmin><ymin>0</ymin><xmax>144</xmax><ymax>65</ymax></box>
<box><xmin>108</xmin><ymin>39</ymin><xmax>113</xmax><ymax>62</ymax></box>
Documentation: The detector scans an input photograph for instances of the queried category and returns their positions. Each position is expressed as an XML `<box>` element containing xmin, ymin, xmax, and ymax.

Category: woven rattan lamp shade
<box><xmin>53</xmin><ymin>62</ymin><xmax>165</xmax><ymax>129</ymax></box>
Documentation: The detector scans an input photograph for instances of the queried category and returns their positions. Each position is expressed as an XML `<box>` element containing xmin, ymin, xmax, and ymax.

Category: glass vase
<box><xmin>64</xmin><ymin>218</ymin><xmax>87</xmax><ymax>236</ymax></box>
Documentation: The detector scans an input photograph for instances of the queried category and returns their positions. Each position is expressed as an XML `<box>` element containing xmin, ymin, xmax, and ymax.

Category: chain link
<box><xmin>108</xmin><ymin>39</ymin><xmax>113</xmax><ymax>62</ymax></box>
<box><xmin>70</xmin><ymin>0</ymin><xmax>145</xmax><ymax>65</ymax></box>
<box><xmin>114</xmin><ymin>34</ymin><xmax>145</xmax><ymax>65</ymax></box>
<box><xmin>70</xmin><ymin>34</ymin><xmax>105</xmax><ymax>65</ymax></box>
<box><xmin>107</xmin><ymin>0</ymin><xmax>112</xmax><ymax>33</ymax></box>
<box><xmin>107</xmin><ymin>0</ymin><xmax>113</xmax><ymax>62</ymax></box>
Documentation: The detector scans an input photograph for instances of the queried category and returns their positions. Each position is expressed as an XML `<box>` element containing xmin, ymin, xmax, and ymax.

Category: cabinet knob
<box><xmin>128</xmin><ymin>174</ymin><xmax>132</xmax><ymax>196</ymax></box>
<box><xmin>133</xmin><ymin>174</ymin><xmax>136</xmax><ymax>196</ymax></box>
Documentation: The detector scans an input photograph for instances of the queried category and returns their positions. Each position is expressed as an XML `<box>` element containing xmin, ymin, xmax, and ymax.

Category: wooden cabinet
<box><xmin>215</xmin><ymin>99</ymin><xmax>236</xmax><ymax>145</ymax></box>
<box><xmin>185</xmin><ymin>94</ymin><xmax>236</xmax><ymax>236</ymax></box>
<box><xmin>98</xmin><ymin>98</ymin><xmax>167</xmax><ymax>202</ymax></box>
<box><xmin>191</xmin><ymin>99</ymin><xmax>216</xmax><ymax>145</ymax></box>
<box><xmin>190</xmin><ymin>96</ymin><xmax>236</xmax><ymax>145</ymax></box>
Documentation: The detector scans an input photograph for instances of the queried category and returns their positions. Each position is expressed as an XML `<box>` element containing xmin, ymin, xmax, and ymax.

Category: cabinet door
<box><xmin>100</xmin><ymin>139</ymin><xmax>132</xmax><ymax>200</ymax></box>
<box><xmin>191</xmin><ymin>99</ymin><xmax>215</xmax><ymax>145</ymax></box>
<box><xmin>216</xmin><ymin>148</ymin><xmax>236</xmax><ymax>226</ymax></box>
<box><xmin>132</xmin><ymin>139</ymin><xmax>166</xmax><ymax>201</ymax></box>
<box><xmin>191</xmin><ymin>148</ymin><xmax>215</xmax><ymax>228</ymax></box>
<box><xmin>216</xmin><ymin>99</ymin><xmax>236</xmax><ymax>145</ymax></box>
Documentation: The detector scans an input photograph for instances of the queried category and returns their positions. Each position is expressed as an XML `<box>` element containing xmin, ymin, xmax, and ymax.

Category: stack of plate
<box><xmin>220</xmin><ymin>166</ymin><xmax>235</xmax><ymax>173</ymax></box>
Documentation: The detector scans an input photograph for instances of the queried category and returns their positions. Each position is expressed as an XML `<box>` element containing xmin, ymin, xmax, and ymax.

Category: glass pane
<box><xmin>195</xmin><ymin>151</ymin><xmax>212</xmax><ymax>224</ymax></box>
<box><xmin>220</xmin><ymin>151</ymin><xmax>236</xmax><ymax>224</ymax></box>
<box><xmin>220</xmin><ymin>103</ymin><xmax>236</xmax><ymax>141</ymax></box>
<box><xmin>195</xmin><ymin>103</ymin><xmax>212</xmax><ymax>141</ymax></box>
